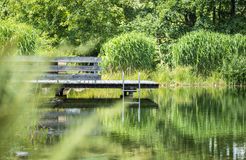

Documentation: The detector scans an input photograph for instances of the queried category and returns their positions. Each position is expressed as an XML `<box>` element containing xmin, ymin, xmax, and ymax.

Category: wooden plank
<box><xmin>52</xmin><ymin>57</ymin><xmax>101</xmax><ymax>63</ymax></box>
<box><xmin>6</xmin><ymin>56</ymin><xmax>101</xmax><ymax>63</ymax></box>
<box><xmin>48</xmin><ymin>65</ymin><xmax>101</xmax><ymax>72</ymax></box>
<box><xmin>39</xmin><ymin>74</ymin><xmax>101</xmax><ymax>80</ymax></box>
<box><xmin>30</xmin><ymin>80</ymin><xmax>159</xmax><ymax>88</ymax></box>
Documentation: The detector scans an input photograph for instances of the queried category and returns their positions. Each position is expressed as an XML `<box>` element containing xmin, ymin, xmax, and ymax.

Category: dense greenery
<box><xmin>222</xmin><ymin>55</ymin><xmax>246</xmax><ymax>84</ymax></box>
<box><xmin>172</xmin><ymin>30</ymin><xmax>246</xmax><ymax>83</ymax></box>
<box><xmin>1</xmin><ymin>0</ymin><xmax>245</xmax><ymax>45</ymax></box>
<box><xmin>0</xmin><ymin>0</ymin><xmax>245</xmax><ymax>83</ymax></box>
<box><xmin>1</xmin><ymin>1</ymin><xmax>246</xmax><ymax>158</ymax></box>
<box><xmin>100</xmin><ymin>32</ymin><xmax>157</xmax><ymax>71</ymax></box>
<box><xmin>0</xmin><ymin>20</ymin><xmax>39</xmax><ymax>55</ymax></box>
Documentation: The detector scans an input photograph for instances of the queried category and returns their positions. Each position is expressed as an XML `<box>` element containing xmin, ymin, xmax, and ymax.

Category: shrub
<box><xmin>222</xmin><ymin>55</ymin><xmax>246</xmax><ymax>84</ymax></box>
<box><xmin>172</xmin><ymin>30</ymin><xmax>246</xmax><ymax>83</ymax></box>
<box><xmin>100</xmin><ymin>32</ymin><xmax>157</xmax><ymax>71</ymax></box>
<box><xmin>0</xmin><ymin>20</ymin><xmax>39</xmax><ymax>55</ymax></box>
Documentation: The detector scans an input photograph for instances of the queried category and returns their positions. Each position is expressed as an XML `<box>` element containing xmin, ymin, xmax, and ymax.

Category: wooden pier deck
<box><xmin>10</xmin><ymin>56</ymin><xmax>159</xmax><ymax>96</ymax></box>
<box><xmin>31</xmin><ymin>80</ymin><xmax>159</xmax><ymax>88</ymax></box>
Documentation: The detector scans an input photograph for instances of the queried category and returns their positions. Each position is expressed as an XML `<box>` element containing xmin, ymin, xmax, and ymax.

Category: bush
<box><xmin>222</xmin><ymin>55</ymin><xmax>246</xmax><ymax>84</ymax></box>
<box><xmin>100</xmin><ymin>32</ymin><xmax>157</xmax><ymax>71</ymax></box>
<box><xmin>0</xmin><ymin>20</ymin><xmax>39</xmax><ymax>55</ymax></box>
<box><xmin>172</xmin><ymin>30</ymin><xmax>246</xmax><ymax>81</ymax></box>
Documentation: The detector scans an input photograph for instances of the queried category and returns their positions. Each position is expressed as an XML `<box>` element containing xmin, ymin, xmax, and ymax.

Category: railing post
<box><xmin>138</xmin><ymin>72</ymin><xmax>141</xmax><ymax>122</ymax></box>
<box><xmin>122</xmin><ymin>71</ymin><xmax>125</xmax><ymax>123</ymax></box>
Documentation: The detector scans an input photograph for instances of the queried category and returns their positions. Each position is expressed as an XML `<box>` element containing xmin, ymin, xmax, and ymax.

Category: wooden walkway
<box><xmin>31</xmin><ymin>80</ymin><xmax>159</xmax><ymax>88</ymax></box>
<box><xmin>10</xmin><ymin>56</ymin><xmax>159</xmax><ymax>96</ymax></box>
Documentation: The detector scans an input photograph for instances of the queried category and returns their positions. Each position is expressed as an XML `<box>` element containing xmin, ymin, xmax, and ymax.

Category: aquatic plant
<box><xmin>100</xmin><ymin>32</ymin><xmax>157</xmax><ymax>72</ymax></box>
<box><xmin>172</xmin><ymin>30</ymin><xmax>246</xmax><ymax>83</ymax></box>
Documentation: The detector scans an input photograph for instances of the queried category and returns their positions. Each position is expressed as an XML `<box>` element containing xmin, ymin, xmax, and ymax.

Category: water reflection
<box><xmin>38</xmin><ymin>88</ymin><xmax>246</xmax><ymax>160</ymax></box>
<box><xmin>40</xmin><ymin>98</ymin><xmax>157</xmax><ymax>137</ymax></box>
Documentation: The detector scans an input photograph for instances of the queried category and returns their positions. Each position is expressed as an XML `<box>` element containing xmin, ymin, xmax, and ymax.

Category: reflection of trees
<box><xmin>102</xmin><ymin>88</ymin><xmax>246</xmax><ymax>159</ymax></box>
<box><xmin>170</xmin><ymin>88</ymin><xmax>246</xmax><ymax>139</ymax></box>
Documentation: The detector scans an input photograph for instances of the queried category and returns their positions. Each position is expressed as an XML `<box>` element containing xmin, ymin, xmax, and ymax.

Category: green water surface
<box><xmin>17</xmin><ymin>87</ymin><xmax>246</xmax><ymax>160</ymax></box>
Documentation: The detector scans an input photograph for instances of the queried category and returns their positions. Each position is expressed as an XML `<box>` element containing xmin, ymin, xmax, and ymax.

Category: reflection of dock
<box><xmin>43</xmin><ymin>98</ymin><xmax>158</xmax><ymax>108</ymax></box>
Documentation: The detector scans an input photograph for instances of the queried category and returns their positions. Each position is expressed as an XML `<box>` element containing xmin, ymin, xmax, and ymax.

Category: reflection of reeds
<box><xmin>102</xmin><ymin>88</ymin><xmax>246</xmax><ymax>159</ymax></box>
<box><xmin>168</xmin><ymin>88</ymin><xmax>246</xmax><ymax>139</ymax></box>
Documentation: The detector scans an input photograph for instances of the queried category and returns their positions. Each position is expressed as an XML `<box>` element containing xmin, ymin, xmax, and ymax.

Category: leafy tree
<box><xmin>1</xmin><ymin>0</ymin><xmax>126</xmax><ymax>46</ymax></box>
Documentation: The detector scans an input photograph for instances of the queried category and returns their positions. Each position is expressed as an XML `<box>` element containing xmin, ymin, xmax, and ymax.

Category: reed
<box><xmin>0</xmin><ymin>20</ymin><xmax>39</xmax><ymax>56</ymax></box>
<box><xmin>172</xmin><ymin>30</ymin><xmax>246</xmax><ymax>83</ymax></box>
<box><xmin>0</xmin><ymin>56</ymin><xmax>45</xmax><ymax>159</ymax></box>
<box><xmin>100</xmin><ymin>32</ymin><xmax>157</xmax><ymax>72</ymax></box>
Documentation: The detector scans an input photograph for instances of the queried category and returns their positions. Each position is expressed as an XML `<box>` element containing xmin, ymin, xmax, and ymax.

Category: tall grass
<box><xmin>0</xmin><ymin>20</ymin><xmax>39</xmax><ymax>56</ymax></box>
<box><xmin>172</xmin><ymin>30</ymin><xmax>246</xmax><ymax>83</ymax></box>
<box><xmin>100</xmin><ymin>32</ymin><xmax>157</xmax><ymax>72</ymax></box>
<box><xmin>100</xmin><ymin>68</ymin><xmax>225</xmax><ymax>87</ymax></box>
<box><xmin>0</xmin><ymin>56</ymin><xmax>45</xmax><ymax>159</ymax></box>
<box><xmin>152</xmin><ymin>66</ymin><xmax>225</xmax><ymax>86</ymax></box>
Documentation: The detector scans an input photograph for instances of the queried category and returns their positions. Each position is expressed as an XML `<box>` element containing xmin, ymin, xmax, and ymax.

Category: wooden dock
<box><xmin>31</xmin><ymin>80</ymin><xmax>159</xmax><ymax>89</ymax></box>
<box><xmin>11</xmin><ymin>56</ymin><xmax>159</xmax><ymax>97</ymax></box>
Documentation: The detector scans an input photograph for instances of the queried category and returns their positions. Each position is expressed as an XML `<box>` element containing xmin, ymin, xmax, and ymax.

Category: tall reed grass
<box><xmin>172</xmin><ymin>30</ymin><xmax>246</xmax><ymax>84</ymax></box>
<box><xmin>0</xmin><ymin>56</ymin><xmax>45</xmax><ymax>159</ymax></box>
<box><xmin>100</xmin><ymin>32</ymin><xmax>157</xmax><ymax>72</ymax></box>
<box><xmin>0</xmin><ymin>20</ymin><xmax>39</xmax><ymax>56</ymax></box>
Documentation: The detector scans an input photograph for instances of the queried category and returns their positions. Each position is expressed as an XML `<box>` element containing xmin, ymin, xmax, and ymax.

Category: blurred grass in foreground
<box><xmin>0</xmin><ymin>56</ymin><xmax>46</xmax><ymax>159</ymax></box>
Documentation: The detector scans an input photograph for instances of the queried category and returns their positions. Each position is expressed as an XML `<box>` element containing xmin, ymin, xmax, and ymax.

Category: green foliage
<box><xmin>120</xmin><ymin>14</ymin><xmax>160</xmax><ymax>36</ymax></box>
<box><xmin>37</xmin><ymin>39</ymin><xmax>100</xmax><ymax>57</ymax></box>
<box><xmin>1</xmin><ymin>0</ymin><xmax>126</xmax><ymax>46</ymax></box>
<box><xmin>0</xmin><ymin>20</ymin><xmax>39</xmax><ymax>55</ymax></box>
<box><xmin>0</xmin><ymin>0</ymin><xmax>245</xmax><ymax>84</ymax></box>
<box><xmin>156</xmin><ymin>0</ymin><xmax>246</xmax><ymax>68</ymax></box>
<box><xmin>100</xmin><ymin>32</ymin><xmax>157</xmax><ymax>71</ymax></box>
<box><xmin>0</xmin><ymin>56</ymin><xmax>44</xmax><ymax>159</ymax></box>
<box><xmin>222</xmin><ymin>55</ymin><xmax>246</xmax><ymax>84</ymax></box>
<box><xmin>172</xmin><ymin>31</ymin><xmax>246</xmax><ymax>79</ymax></box>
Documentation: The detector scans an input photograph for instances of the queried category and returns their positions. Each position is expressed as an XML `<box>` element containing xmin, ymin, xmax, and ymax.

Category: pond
<box><xmin>30</xmin><ymin>88</ymin><xmax>246</xmax><ymax>159</ymax></box>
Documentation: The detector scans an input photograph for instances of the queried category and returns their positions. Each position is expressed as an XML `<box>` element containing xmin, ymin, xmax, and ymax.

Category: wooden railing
<box><xmin>42</xmin><ymin>57</ymin><xmax>101</xmax><ymax>80</ymax></box>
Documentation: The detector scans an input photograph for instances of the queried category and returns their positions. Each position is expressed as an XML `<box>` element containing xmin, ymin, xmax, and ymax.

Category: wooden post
<box><xmin>138</xmin><ymin>72</ymin><xmax>141</xmax><ymax>122</ymax></box>
<box><xmin>122</xmin><ymin>71</ymin><xmax>125</xmax><ymax>122</ymax></box>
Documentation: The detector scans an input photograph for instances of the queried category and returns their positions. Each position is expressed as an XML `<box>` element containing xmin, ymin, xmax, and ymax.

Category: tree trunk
<box><xmin>231</xmin><ymin>0</ymin><xmax>236</xmax><ymax>17</ymax></box>
<box><xmin>184</xmin><ymin>11</ymin><xmax>197</xmax><ymax>27</ymax></box>
<box><xmin>218</xmin><ymin>0</ymin><xmax>222</xmax><ymax>22</ymax></box>
<box><xmin>212</xmin><ymin>0</ymin><xmax>216</xmax><ymax>24</ymax></box>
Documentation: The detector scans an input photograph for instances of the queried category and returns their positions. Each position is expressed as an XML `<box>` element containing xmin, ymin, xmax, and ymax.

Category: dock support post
<box><xmin>55</xmin><ymin>87</ymin><xmax>70</xmax><ymax>98</ymax></box>
<box><xmin>122</xmin><ymin>71</ymin><xmax>125</xmax><ymax>122</ymax></box>
<box><xmin>138</xmin><ymin>72</ymin><xmax>141</xmax><ymax>122</ymax></box>
<box><xmin>122</xmin><ymin>71</ymin><xmax>141</xmax><ymax>122</ymax></box>
<box><xmin>55</xmin><ymin>87</ymin><xmax>65</xmax><ymax>97</ymax></box>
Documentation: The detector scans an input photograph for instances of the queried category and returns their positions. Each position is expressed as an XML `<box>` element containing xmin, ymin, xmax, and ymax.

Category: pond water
<box><xmin>37</xmin><ymin>87</ymin><xmax>246</xmax><ymax>160</ymax></box>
